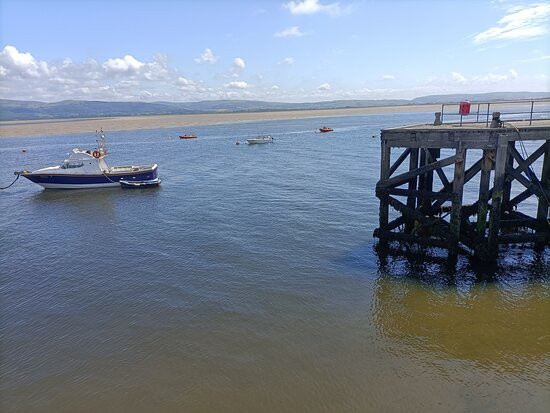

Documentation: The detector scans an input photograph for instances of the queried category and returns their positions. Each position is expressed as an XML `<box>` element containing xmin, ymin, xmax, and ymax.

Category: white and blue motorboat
<box><xmin>18</xmin><ymin>131</ymin><xmax>158</xmax><ymax>189</ymax></box>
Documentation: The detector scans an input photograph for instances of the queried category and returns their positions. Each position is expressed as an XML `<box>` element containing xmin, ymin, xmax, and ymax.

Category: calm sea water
<box><xmin>1</xmin><ymin>113</ymin><xmax>549</xmax><ymax>412</ymax></box>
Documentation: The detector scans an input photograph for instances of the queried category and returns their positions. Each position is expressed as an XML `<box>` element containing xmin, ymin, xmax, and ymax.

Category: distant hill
<box><xmin>1</xmin><ymin>92</ymin><xmax>548</xmax><ymax>121</ymax></box>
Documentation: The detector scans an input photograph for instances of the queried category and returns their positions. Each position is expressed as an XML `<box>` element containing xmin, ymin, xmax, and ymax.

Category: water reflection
<box><xmin>29</xmin><ymin>186</ymin><xmax>161</xmax><ymax>222</ymax></box>
<box><xmin>372</xmin><ymin>248</ymin><xmax>550</xmax><ymax>380</ymax></box>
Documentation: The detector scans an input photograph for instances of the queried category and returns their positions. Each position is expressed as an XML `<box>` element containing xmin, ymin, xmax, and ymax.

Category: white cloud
<box><xmin>225</xmin><ymin>81</ymin><xmax>250</xmax><ymax>89</ymax></box>
<box><xmin>451</xmin><ymin>72</ymin><xmax>467</xmax><ymax>84</ymax></box>
<box><xmin>517</xmin><ymin>54</ymin><xmax>550</xmax><ymax>62</ymax></box>
<box><xmin>274</xmin><ymin>26</ymin><xmax>304</xmax><ymax>38</ymax></box>
<box><xmin>448</xmin><ymin>70</ymin><xmax>519</xmax><ymax>85</ymax></box>
<box><xmin>283</xmin><ymin>0</ymin><xmax>347</xmax><ymax>16</ymax></box>
<box><xmin>317</xmin><ymin>83</ymin><xmax>331</xmax><ymax>90</ymax></box>
<box><xmin>473</xmin><ymin>3</ymin><xmax>550</xmax><ymax>43</ymax></box>
<box><xmin>0</xmin><ymin>45</ymin><xmax>49</xmax><ymax>78</ymax></box>
<box><xmin>233</xmin><ymin>57</ymin><xmax>245</xmax><ymax>71</ymax></box>
<box><xmin>177</xmin><ymin>77</ymin><xmax>191</xmax><ymax>86</ymax></box>
<box><xmin>103</xmin><ymin>55</ymin><xmax>144</xmax><ymax>74</ymax></box>
<box><xmin>382</xmin><ymin>74</ymin><xmax>395</xmax><ymax>80</ymax></box>
<box><xmin>194</xmin><ymin>48</ymin><xmax>217</xmax><ymax>64</ymax></box>
<box><xmin>271</xmin><ymin>85</ymin><xmax>280</xmax><ymax>89</ymax></box>
<box><xmin>279</xmin><ymin>57</ymin><xmax>295</xmax><ymax>65</ymax></box>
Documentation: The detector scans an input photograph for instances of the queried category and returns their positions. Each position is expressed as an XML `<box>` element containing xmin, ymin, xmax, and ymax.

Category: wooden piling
<box><xmin>536</xmin><ymin>141</ymin><xmax>550</xmax><ymax>247</ymax></box>
<box><xmin>449</xmin><ymin>143</ymin><xmax>466</xmax><ymax>255</ymax></box>
<box><xmin>404</xmin><ymin>148</ymin><xmax>419</xmax><ymax>233</ymax></box>
<box><xmin>379</xmin><ymin>139</ymin><xmax>391</xmax><ymax>237</ymax></box>
<box><xmin>374</xmin><ymin>116</ymin><xmax>550</xmax><ymax>263</ymax></box>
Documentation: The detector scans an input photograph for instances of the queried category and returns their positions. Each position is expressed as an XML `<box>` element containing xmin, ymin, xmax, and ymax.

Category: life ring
<box><xmin>92</xmin><ymin>151</ymin><xmax>101</xmax><ymax>158</ymax></box>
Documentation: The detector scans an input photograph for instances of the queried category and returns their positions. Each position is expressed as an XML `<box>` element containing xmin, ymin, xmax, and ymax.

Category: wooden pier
<box><xmin>374</xmin><ymin>109</ymin><xmax>550</xmax><ymax>261</ymax></box>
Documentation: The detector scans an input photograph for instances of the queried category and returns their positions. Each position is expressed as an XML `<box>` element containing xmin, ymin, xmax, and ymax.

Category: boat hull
<box><xmin>22</xmin><ymin>168</ymin><xmax>158</xmax><ymax>189</ymax></box>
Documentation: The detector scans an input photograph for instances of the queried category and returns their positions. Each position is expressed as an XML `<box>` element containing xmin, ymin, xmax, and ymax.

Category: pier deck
<box><xmin>374</xmin><ymin>114</ymin><xmax>550</xmax><ymax>261</ymax></box>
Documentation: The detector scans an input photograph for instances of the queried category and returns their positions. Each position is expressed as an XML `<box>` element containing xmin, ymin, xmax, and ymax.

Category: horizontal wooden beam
<box><xmin>374</xmin><ymin>230</ymin><xmax>450</xmax><ymax>248</ymax></box>
<box><xmin>498</xmin><ymin>233</ymin><xmax>549</xmax><ymax>244</ymax></box>
<box><xmin>377</xmin><ymin>187</ymin><xmax>453</xmax><ymax>200</ymax></box>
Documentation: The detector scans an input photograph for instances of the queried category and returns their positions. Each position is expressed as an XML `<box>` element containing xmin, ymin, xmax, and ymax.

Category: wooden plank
<box><xmin>386</xmin><ymin>196</ymin><xmax>450</xmax><ymax>238</ymax></box>
<box><xmin>498</xmin><ymin>233</ymin><xmax>548</xmax><ymax>244</ymax></box>
<box><xmin>380</xmin><ymin>187</ymin><xmax>452</xmax><ymax>200</ymax></box>
<box><xmin>417</xmin><ymin>148</ymin><xmax>427</xmax><ymax>208</ymax></box>
<box><xmin>463</xmin><ymin>145</ymin><xmax>545</xmax><ymax>215</ymax></box>
<box><xmin>510</xmin><ymin>189</ymin><xmax>533</xmax><ymax>206</ymax></box>
<box><xmin>426</xmin><ymin>148</ymin><xmax>449</xmax><ymax>188</ymax></box>
<box><xmin>388</xmin><ymin>148</ymin><xmax>411</xmax><ymax>176</ymax></box>
<box><xmin>536</xmin><ymin>141</ymin><xmax>550</xmax><ymax>246</ymax></box>
<box><xmin>488</xmin><ymin>134</ymin><xmax>509</xmax><ymax>257</ymax></box>
<box><xmin>378</xmin><ymin>140</ymin><xmax>391</xmax><ymax>236</ymax></box>
<box><xmin>421</xmin><ymin>149</ymin><xmax>438</xmax><ymax>214</ymax></box>
<box><xmin>506</xmin><ymin>165</ymin><xmax>550</xmax><ymax>199</ymax></box>
<box><xmin>449</xmin><ymin>143</ymin><xmax>467</xmax><ymax>254</ymax></box>
<box><xmin>377</xmin><ymin>154</ymin><xmax>457</xmax><ymax>189</ymax></box>
<box><xmin>503</xmin><ymin>141</ymin><xmax>515</xmax><ymax>210</ymax></box>
<box><xmin>377</xmin><ymin>216</ymin><xmax>406</xmax><ymax>233</ymax></box>
<box><xmin>431</xmin><ymin>158</ymin><xmax>482</xmax><ymax>211</ymax></box>
<box><xmin>476</xmin><ymin>150</ymin><xmax>492</xmax><ymax>237</ymax></box>
<box><xmin>405</xmin><ymin>148</ymin><xmax>419</xmax><ymax>233</ymax></box>
<box><xmin>505</xmin><ymin>210</ymin><xmax>540</xmax><ymax>231</ymax></box>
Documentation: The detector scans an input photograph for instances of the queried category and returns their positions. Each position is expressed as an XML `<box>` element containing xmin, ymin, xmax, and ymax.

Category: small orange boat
<box><xmin>179</xmin><ymin>134</ymin><xmax>197</xmax><ymax>139</ymax></box>
<box><xmin>319</xmin><ymin>127</ymin><xmax>333</xmax><ymax>133</ymax></box>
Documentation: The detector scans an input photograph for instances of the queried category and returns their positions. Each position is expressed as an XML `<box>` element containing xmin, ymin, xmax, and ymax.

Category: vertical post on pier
<box><xmin>476</xmin><ymin>150</ymin><xmax>492</xmax><ymax>235</ymax></box>
<box><xmin>404</xmin><ymin>148</ymin><xmax>419</xmax><ymax>233</ymax></box>
<box><xmin>417</xmin><ymin>148</ymin><xmax>427</xmax><ymax>207</ymax></box>
<box><xmin>420</xmin><ymin>148</ymin><xmax>438</xmax><ymax>215</ymax></box>
<box><xmin>536</xmin><ymin>140</ymin><xmax>550</xmax><ymax>247</ymax></box>
<box><xmin>475</xmin><ymin>149</ymin><xmax>493</xmax><ymax>258</ymax></box>
<box><xmin>379</xmin><ymin>138</ymin><xmax>391</xmax><ymax>242</ymax></box>
<box><xmin>488</xmin><ymin>134</ymin><xmax>509</xmax><ymax>257</ymax></box>
<box><xmin>449</xmin><ymin>143</ymin><xmax>466</xmax><ymax>255</ymax></box>
<box><xmin>502</xmin><ymin>141</ymin><xmax>515</xmax><ymax>211</ymax></box>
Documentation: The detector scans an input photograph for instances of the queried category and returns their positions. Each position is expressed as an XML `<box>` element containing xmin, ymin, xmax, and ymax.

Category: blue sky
<box><xmin>0</xmin><ymin>0</ymin><xmax>549</xmax><ymax>102</ymax></box>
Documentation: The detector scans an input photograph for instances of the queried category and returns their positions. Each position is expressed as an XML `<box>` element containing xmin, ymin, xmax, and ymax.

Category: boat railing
<box><xmin>110</xmin><ymin>164</ymin><xmax>156</xmax><ymax>172</ymax></box>
<box><xmin>439</xmin><ymin>98</ymin><xmax>550</xmax><ymax>126</ymax></box>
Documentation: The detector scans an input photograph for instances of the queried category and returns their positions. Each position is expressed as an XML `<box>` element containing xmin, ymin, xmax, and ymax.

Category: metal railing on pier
<box><xmin>439</xmin><ymin>98</ymin><xmax>550</xmax><ymax>126</ymax></box>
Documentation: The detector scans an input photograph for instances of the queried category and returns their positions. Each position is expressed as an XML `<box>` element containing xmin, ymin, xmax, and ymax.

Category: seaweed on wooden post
<box><xmin>488</xmin><ymin>134</ymin><xmax>509</xmax><ymax>257</ymax></box>
<box><xmin>421</xmin><ymin>148</ymin><xmax>438</xmax><ymax>215</ymax></box>
<box><xmin>379</xmin><ymin>138</ymin><xmax>391</xmax><ymax>242</ymax></box>
<box><xmin>503</xmin><ymin>141</ymin><xmax>515</xmax><ymax>211</ymax></box>
<box><xmin>404</xmin><ymin>148</ymin><xmax>419</xmax><ymax>233</ymax></box>
<box><xmin>449</xmin><ymin>143</ymin><xmax>466</xmax><ymax>255</ymax></box>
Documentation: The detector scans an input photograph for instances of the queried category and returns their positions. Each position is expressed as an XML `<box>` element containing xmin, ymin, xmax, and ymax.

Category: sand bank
<box><xmin>0</xmin><ymin>104</ymin><xmax>442</xmax><ymax>138</ymax></box>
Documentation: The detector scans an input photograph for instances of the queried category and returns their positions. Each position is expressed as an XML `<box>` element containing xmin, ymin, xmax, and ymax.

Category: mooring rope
<box><xmin>0</xmin><ymin>173</ymin><xmax>20</xmax><ymax>190</ymax></box>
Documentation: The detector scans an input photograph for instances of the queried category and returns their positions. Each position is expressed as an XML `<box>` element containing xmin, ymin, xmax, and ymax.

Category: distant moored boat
<box><xmin>179</xmin><ymin>134</ymin><xmax>197</xmax><ymax>139</ymax></box>
<box><xmin>246</xmin><ymin>135</ymin><xmax>273</xmax><ymax>144</ymax></box>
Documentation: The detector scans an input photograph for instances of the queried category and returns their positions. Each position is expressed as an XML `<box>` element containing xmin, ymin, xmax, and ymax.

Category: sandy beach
<box><xmin>0</xmin><ymin>104</ymin><xmax>443</xmax><ymax>138</ymax></box>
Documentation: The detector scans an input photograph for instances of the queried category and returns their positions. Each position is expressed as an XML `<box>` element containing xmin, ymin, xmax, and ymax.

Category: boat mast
<box><xmin>96</xmin><ymin>129</ymin><xmax>108</xmax><ymax>155</ymax></box>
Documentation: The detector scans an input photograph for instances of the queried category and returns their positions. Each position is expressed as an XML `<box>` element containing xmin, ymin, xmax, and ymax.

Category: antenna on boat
<box><xmin>96</xmin><ymin>128</ymin><xmax>108</xmax><ymax>155</ymax></box>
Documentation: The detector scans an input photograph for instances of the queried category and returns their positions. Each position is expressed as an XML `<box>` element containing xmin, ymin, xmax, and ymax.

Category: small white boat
<box><xmin>18</xmin><ymin>130</ymin><xmax>158</xmax><ymax>189</ymax></box>
<box><xmin>120</xmin><ymin>178</ymin><xmax>161</xmax><ymax>188</ymax></box>
<box><xmin>246</xmin><ymin>135</ymin><xmax>273</xmax><ymax>144</ymax></box>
